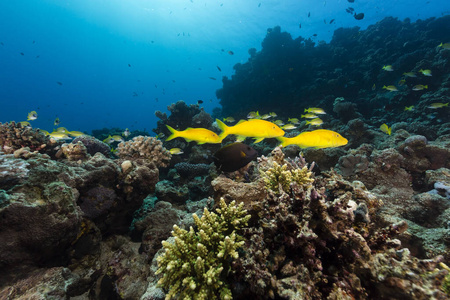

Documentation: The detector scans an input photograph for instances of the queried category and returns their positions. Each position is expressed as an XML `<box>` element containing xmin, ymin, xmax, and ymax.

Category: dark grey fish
<box><xmin>214</xmin><ymin>142</ymin><xmax>258</xmax><ymax>172</ymax></box>
<box><xmin>354</xmin><ymin>13</ymin><xmax>364</xmax><ymax>20</ymax></box>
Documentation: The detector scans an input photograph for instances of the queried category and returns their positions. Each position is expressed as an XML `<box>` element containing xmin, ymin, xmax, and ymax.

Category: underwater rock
<box><xmin>79</xmin><ymin>186</ymin><xmax>117</xmax><ymax>219</ymax></box>
<box><xmin>211</xmin><ymin>175</ymin><xmax>266</xmax><ymax>209</ymax></box>
<box><xmin>0</xmin><ymin>180</ymin><xmax>82</xmax><ymax>268</ymax></box>
<box><xmin>155</xmin><ymin>180</ymin><xmax>189</xmax><ymax>204</ymax></box>
<box><xmin>59</xmin><ymin>141</ymin><xmax>90</xmax><ymax>161</ymax></box>
<box><xmin>174</xmin><ymin>162</ymin><xmax>211</xmax><ymax>178</ymax></box>
<box><xmin>0</xmin><ymin>152</ymin><xmax>30</xmax><ymax>189</ymax></box>
<box><xmin>73</xmin><ymin>135</ymin><xmax>110</xmax><ymax>157</ymax></box>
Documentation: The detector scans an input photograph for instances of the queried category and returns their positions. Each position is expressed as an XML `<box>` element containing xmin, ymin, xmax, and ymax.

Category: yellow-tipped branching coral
<box><xmin>156</xmin><ymin>198</ymin><xmax>251</xmax><ymax>300</ymax></box>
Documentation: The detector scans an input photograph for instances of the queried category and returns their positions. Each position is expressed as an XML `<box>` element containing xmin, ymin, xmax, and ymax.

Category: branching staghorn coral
<box><xmin>156</xmin><ymin>198</ymin><xmax>251</xmax><ymax>300</ymax></box>
<box><xmin>260</xmin><ymin>161</ymin><xmax>314</xmax><ymax>194</ymax></box>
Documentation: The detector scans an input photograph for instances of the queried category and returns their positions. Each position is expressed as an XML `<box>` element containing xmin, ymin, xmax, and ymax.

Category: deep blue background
<box><xmin>0</xmin><ymin>0</ymin><xmax>448</xmax><ymax>133</ymax></box>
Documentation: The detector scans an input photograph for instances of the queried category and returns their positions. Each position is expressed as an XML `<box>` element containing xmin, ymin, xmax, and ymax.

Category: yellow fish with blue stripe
<box><xmin>216</xmin><ymin>119</ymin><xmax>284</xmax><ymax>143</ymax></box>
<box><xmin>166</xmin><ymin>125</ymin><xmax>222</xmax><ymax>144</ymax></box>
<box><xmin>277</xmin><ymin>129</ymin><xmax>348</xmax><ymax>148</ymax></box>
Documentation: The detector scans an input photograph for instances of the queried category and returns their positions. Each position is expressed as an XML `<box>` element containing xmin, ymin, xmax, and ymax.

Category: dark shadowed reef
<box><xmin>217</xmin><ymin>16</ymin><xmax>450</xmax><ymax>126</ymax></box>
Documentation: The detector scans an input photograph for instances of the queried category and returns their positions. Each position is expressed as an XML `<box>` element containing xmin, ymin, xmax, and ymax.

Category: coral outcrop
<box><xmin>156</xmin><ymin>198</ymin><xmax>250</xmax><ymax>300</ymax></box>
<box><xmin>117</xmin><ymin>135</ymin><xmax>171</xmax><ymax>168</ymax></box>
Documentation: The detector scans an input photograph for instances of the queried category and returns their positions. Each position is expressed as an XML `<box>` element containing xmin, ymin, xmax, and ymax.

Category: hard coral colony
<box><xmin>1</xmin><ymin>13</ymin><xmax>450</xmax><ymax>300</ymax></box>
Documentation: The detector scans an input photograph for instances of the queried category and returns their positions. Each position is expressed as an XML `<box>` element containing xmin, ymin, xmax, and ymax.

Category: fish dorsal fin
<box><xmin>236</xmin><ymin>120</ymin><xmax>247</xmax><ymax>125</ymax></box>
<box><xmin>253</xmin><ymin>137</ymin><xmax>264</xmax><ymax>143</ymax></box>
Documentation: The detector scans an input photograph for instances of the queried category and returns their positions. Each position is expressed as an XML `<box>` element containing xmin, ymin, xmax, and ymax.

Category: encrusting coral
<box><xmin>117</xmin><ymin>135</ymin><xmax>171</xmax><ymax>168</ymax></box>
<box><xmin>156</xmin><ymin>198</ymin><xmax>251</xmax><ymax>300</ymax></box>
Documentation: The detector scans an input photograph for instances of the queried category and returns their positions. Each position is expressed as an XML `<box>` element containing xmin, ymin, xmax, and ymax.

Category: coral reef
<box><xmin>0</xmin><ymin>121</ymin><xmax>58</xmax><ymax>155</ymax></box>
<box><xmin>117</xmin><ymin>135</ymin><xmax>171</xmax><ymax>168</ymax></box>
<box><xmin>216</xmin><ymin>17</ymin><xmax>450</xmax><ymax>142</ymax></box>
<box><xmin>58</xmin><ymin>141</ymin><xmax>90</xmax><ymax>161</ymax></box>
<box><xmin>73</xmin><ymin>135</ymin><xmax>111</xmax><ymax>157</ymax></box>
<box><xmin>156</xmin><ymin>198</ymin><xmax>250</xmax><ymax>300</ymax></box>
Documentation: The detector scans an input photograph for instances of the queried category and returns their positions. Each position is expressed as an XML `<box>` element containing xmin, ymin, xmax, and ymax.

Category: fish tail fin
<box><xmin>165</xmin><ymin>125</ymin><xmax>179</xmax><ymax>141</ymax></box>
<box><xmin>216</xmin><ymin>119</ymin><xmax>229</xmax><ymax>140</ymax></box>
<box><xmin>276</xmin><ymin>136</ymin><xmax>288</xmax><ymax>147</ymax></box>
<box><xmin>388</xmin><ymin>127</ymin><xmax>392</xmax><ymax>135</ymax></box>
<box><xmin>445</xmin><ymin>103</ymin><xmax>449</xmax><ymax>107</ymax></box>
<box><xmin>305</xmin><ymin>120</ymin><xmax>311</xmax><ymax>125</ymax></box>
<box><xmin>424</xmin><ymin>85</ymin><xmax>428</xmax><ymax>89</ymax></box>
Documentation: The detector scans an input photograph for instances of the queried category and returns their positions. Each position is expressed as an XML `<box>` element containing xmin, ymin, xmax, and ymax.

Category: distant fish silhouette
<box><xmin>209</xmin><ymin>77</ymin><xmax>217</xmax><ymax>80</ymax></box>
<box><xmin>56</xmin><ymin>81</ymin><xmax>63</xmax><ymax>86</ymax></box>
<box><xmin>217</xmin><ymin>66</ymin><xmax>221</xmax><ymax>71</ymax></box>
<box><xmin>354</xmin><ymin>13</ymin><xmax>364</xmax><ymax>20</ymax></box>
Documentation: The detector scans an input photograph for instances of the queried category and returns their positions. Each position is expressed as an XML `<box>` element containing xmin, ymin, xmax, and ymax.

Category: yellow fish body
<box><xmin>68</xmin><ymin>131</ymin><xmax>86</xmax><ymax>137</ymax></box>
<box><xmin>419</xmin><ymin>69</ymin><xmax>432</xmax><ymax>76</ymax></box>
<box><xmin>166</xmin><ymin>125</ymin><xmax>222</xmax><ymax>144</ymax></box>
<box><xmin>404</xmin><ymin>106</ymin><xmax>414</xmax><ymax>111</ymax></box>
<box><xmin>169</xmin><ymin>148</ymin><xmax>184</xmax><ymax>155</ymax></box>
<box><xmin>383</xmin><ymin>85</ymin><xmax>398</xmax><ymax>92</ymax></box>
<box><xmin>277</xmin><ymin>129</ymin><xmax>348</xmax><ymax>149</ymax></box>
<box><xmin>438</xmin><ymin>43</ymin><xmax>450</xmax><ymax>49</ymax></box>
<box><xmin>216</xmin><ymin>119</ymin><xmax>285</xmax><ymax>143</ymax></box>
<box><xmin>27</xmin><ymin>111</ymin><xmax>38</xmax><ymax>121</ymax></box>
<box><xmin>427</xmin><ymin>102</ymin><xmax>449</xmax><ymax>109</ymax></box>
<box><xmin>382</xmin><ymin>65</ymin><xmax>394</xmax><ymax>71</ymax></box>
<box><xmin>304</xmin><ymin>107</ymin><xmax>326</xmax><ymax>114</ymax></box>
<box><xmin>380</xmin><ymin>123</ymin><xmax>392</xmax><ymax>135</ymax></box>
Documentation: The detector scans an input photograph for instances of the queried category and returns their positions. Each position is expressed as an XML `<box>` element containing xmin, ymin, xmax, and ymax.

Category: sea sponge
<box><xmin>156</xmin><ymin>198</ymin><xmax>250</xmax><ymax>300</ymax></box>
<box><xmin>117</xmin><ymin>136</ymin><xmax>171</xmax><ymax>168</ymax></box>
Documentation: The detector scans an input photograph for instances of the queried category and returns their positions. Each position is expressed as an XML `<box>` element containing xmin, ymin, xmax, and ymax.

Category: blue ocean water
<box><xmin>0</xmin><ymin>0</ymin><xmax>448</xmax><ymax>134</ymax></box>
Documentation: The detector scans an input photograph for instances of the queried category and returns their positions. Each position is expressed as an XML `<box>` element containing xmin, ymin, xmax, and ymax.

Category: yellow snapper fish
<box><xmin>260</xmin><ymin>114</ymin><xmax>272</xmax><ymax>120</ymax></box>
<box><xmin>380</xmin><ymin>123</ymin><xmax>392</xmax><ymax>135</ymax></box>
<box><xmin>438</xmin><ymin>42</ymin><xmax>450</xmax><ymax>49</ymax></box>
<box><xmin>305</xmin><ymin>118</ymin><xmax>323</xmax><ymax>126</ymax></box>
<box><xmin>216</xmin><ymin>119</ymin><xmax>285</xmax><ymax>143</ymax></box>
<box><xmin>269</xmin><ymin>112</ymin><xmax>277</xmax><ymax>117</ymax></box>
<box><xmin>300</xmin><ymin>113</ymin><xmax>318</xmax><ymax>119</ymax></box>
<box><xmin>56</xmin><ymin>127</ymin><xmax>69</xmax><ymax>133</ymax></box>
<box><xmin>39</xmin><ymin>129</ymin><xmax>50</xmax><ymax>135</ymax></box>
<box><xmin>49</xmin><ymin>131</ymin><xmax>71</xmax><ymax>140</ymax></box>
<box><xmin>103</xmin><ymin>135</ymin><xmax>115</xmax><ymax>144</ymax></box>
<box><xmin>68</xmin><ymin>131</ymin><xmax>86</xmax><ymax>137</ymax></box>
<box><xmin>166</xmin><ymin>125</ymin><xmax>222</xmax><ymax>144</ymax></box>
<box><xmin>412</xmin><ymin>84</ymin><xmax>428</xmax><ymax>91</ymax></box>
<box><xmin>247</xmin><ymin>111</ymin><xmax>260</xmax><ymax>119</ymax></box>
<box><xmin>419</xmin><ymin>69</ymin><xmax>432</xmax><ymax>76</ymax></box>
<box><xmin>54</xmin><ymin>117</ymin><xmax>60</xmax><ymax>126</ymax></box>
<box><xmin>223</xmin><ymin>117</ymin><xmax>236</xmax><ymax>123</ymax></box>
<box><xmin>403</xmin><ymin>72</ymin><xmax>416</xmax><ymax>78</ymax></box>
<box><xmin>404</xmin><ymin>106</ymin><xmax>415</xmax><ymax>111</ymax></box>
<box><xmin>427</xmin><ymin>102</ymin><xmax>448</xmax><ymax>109</ymax></box>
<box><xmin>27</xmin><ymin>111</ymin><xmax>38</xmax><ymax>121</ymax></box>
<box><xmin>288</xmin><ymin>118</ymin><xmax>300</xmax><ymax>124</ymax></box>
<box><xmin>111</xmin><ymin>135</ymin><xmax>125</xmax><ymax>142</ymax></box>
<box><xmin>382</xmin><ymin>65</ymin><xmax>394</xmax><ymax>71</ymax></box>
<box><xmin>382</xmin><ymin>85</ymin><xmax>398</xmax><ymax>92</ymax></box>
<box><xmin>281</xmin><ymin>124</ymin><xmax>297</xmax><ymax>130</ymax></box>
<box><xmin>123</xmin><ymin>128</ymin><xmax>130</xmax><ymax>137</ymax></box>
<box><xmin>273</xmin><ymin>120</ymin><xmax>285</xmax><ymax>126</ymax></box>
<box><xmin>398</xmin><ymin>79</ymin><xmax>406</xmax><ymax>86</ymax></box>
<box><xmin>169</xmin><ymin>148</ymin><xmax>184</xmax><ymax>155</ymax></box>
<box><xmin>304</xmin><ymin>107</ymin><xmax>326</xmax><ymax>115</ymax></box>
<box><xmin>19</xmin><ymin>121</ymin><xmax>31</xmax><ymax>127</ymax></box>
<box><xmin>277</xmin><ymin>129</ymin><xmax>348</xmax><ymax>149</ymax></box>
